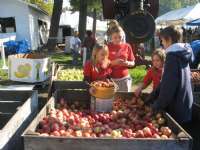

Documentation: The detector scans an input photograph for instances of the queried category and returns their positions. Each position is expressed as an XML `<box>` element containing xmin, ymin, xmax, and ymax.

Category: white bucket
<box><xmin>90</xmin><ymin>96</ymin><xmax>114</xmax><ymax>112</ymax></box>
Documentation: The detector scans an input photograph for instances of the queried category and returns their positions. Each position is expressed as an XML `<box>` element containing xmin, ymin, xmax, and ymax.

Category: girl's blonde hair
<box><xmin>152</xmin><ymin>49</ymin><xmax>166</xmax><ymax>63</ymax></box>
<box><xmin>91</xmin><ymin>43</ymin><xmax>109</xmax><ymax>65</ymax></box>
<box><xmin>107</xmin><ymin>24</ymin><xmax>124</xmax><ymax>36</ymax></box>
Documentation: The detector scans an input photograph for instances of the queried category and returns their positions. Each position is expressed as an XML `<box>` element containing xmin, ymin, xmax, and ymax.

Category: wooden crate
<box><xmin>23</xmin><ymin>90</ymin><xmax>192</xmax><ymax>150</ymax></box>
<box><xmin>0</xmin><ymin>90</ymin><xmax>38</xmax><ymax>150</ymax></box>
<box><xmin>192</xmin><ymin>103</ymin><xmax>200</xmax><ymax>121</ymax></box>
<box><xmin>48</xmin><ymin>63</ymin><xmax>88</xmax><ymax>97</ymax></box>
<box><xmin>52</xmin><ymin>63</ymin><xmax>83</xmax><ymax>81</ymax></box>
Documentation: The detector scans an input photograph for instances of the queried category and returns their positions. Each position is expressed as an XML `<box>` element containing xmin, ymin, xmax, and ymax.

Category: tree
<box><xmin>46</xmin><ymin>0</ymin><xmax>63</xmax><ymax>51</ymax></box>
<box><xmin>25</xmin><ymin>0</ymin><xmax>53</xmax><ymax>15</ymax></box>
<box><xmin>70</xmin><ymin>0</ymin><xmax>102</xmax><ymax>40</ymax></box>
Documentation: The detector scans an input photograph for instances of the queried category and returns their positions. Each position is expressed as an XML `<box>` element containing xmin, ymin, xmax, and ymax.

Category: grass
<box><xmin>51</xmin><ymin>53</ymin><xmax>72</xmax><ymax>65</ymax></box>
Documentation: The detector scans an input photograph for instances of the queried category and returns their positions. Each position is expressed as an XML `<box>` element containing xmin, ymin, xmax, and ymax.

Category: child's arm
<box><xmin>134</xmin><ymin>83</ymin><xmax>145</xmax><ymax>97</ymax></box>
<box><xmin>134</xmin><ymin>69</ymin><xmax>152</xmax><ymax>97</ymax></box>
<box><xmin>83</xmin><ymin>61</ymin><xmax>92</xmax><ymax>83</ymax></box>
<box><xmin>123</xmin><ymin>44</ymin><xmax>135</xmax><ymax>67</ymax></box>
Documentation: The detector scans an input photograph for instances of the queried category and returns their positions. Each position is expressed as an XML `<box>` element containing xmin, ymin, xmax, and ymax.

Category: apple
<box><xmin>75</xmin><ymin>130</ymin><xmax>83</xmax><ymax>137</ymax></box>
<box><xmin>51</xmin><ymin>123</ymin><xmax>60</xmax><ymax>132</ymax></box>
<box><xmin>152</xmin><ymin>133</ymin><xmax>160</xmax><ymax>139</ymax></box>
<box><xmin>40</xmin><ymin>133</ymin><xmax>49</xmax><ymax>136</ymax></box>
<box><xmin>157</xmin><ymin>117</ymin><xmax>166</xmax><ymax>125</ymax></box>
<box><xmin>160</xmin><ymin>127</ymin><xmax>172</xmax><ymax>137</ymax></box>
<box><xmin>161</xmin><ymin>135</ymin><xmax>168</xmax><ymax>139</ymax></box>
<box><xmin>135</xmin><ymin>130</ymin><xmax>145</xmax><ymax>138</ymax></box>
<box><xmin>51</xmin><ymin>131</ymin><xmax>60</xmax><ymax>136</ymax></box>
<box><xmin>122</xmin><ymin>129</ymin><xmax>133</xmax><ymax>138</ymax></box>
<box><xmin>177</xmin><ymin>132</ymin><xmax>187</xmax><ymax>138</ymax></box>
<box><xmin>143</xmin><ymin>127</ymin><xmax>152</xmax><ymax>137</ymax></box>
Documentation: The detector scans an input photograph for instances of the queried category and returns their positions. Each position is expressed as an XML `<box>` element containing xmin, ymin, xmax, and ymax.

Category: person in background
<box><xmin>108</xmin><ymin>26</ymin><xmax>135</xmax><ymax>92</ymax></box>
<box><xmin>134</xmin><ymin>49</ymin><xmax>165</xmax><ymax>97</ymax></box>
<box><xmin>82</xmin><ymin>30</ymin><xmax>96</xmax><ymax>60</ymax></box>
<box><xmin>83</xmin><ymin>43</ymin><xmax>112</xmax><ymax>83</ymax></box>
<box><xmin>146</xmin><ymin>26</ymin><xmax>193</xmax><ymax>125</ymax></box>
<box><xmin>70</xmin><ymin>31</ymin><xmax>81</xmax><ymax>65</ymax></box>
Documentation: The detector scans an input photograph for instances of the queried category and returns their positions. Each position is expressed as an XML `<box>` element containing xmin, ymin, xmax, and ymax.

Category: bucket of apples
<box><xmin>90</xmin><ymin>79</ymin><xmax>118</xmax><ymax>99</ymax></box>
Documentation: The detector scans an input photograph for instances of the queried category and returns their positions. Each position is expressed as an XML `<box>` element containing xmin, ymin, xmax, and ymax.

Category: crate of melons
<box><xmin>23</xmin><ymin>90</ymin><xmax>192</xmax><ymax>150</ymax></box>
<box><xmin>90</xmin><ymin>80</ymin><xmax>118</xmax><ymax>99</ymax></box>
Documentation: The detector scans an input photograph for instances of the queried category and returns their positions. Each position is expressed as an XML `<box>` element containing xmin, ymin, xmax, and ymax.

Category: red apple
<box><xmin>143</xmin><ymin>127</ymin><xmax>152</xmax><ymax>137</ymax></box>
<box><xmin>135</xmin><ymin>130</ymin><xmax>145</xmax><ymax>138</ymax></box>
<box><xmin>51</xmin><ymin>131</ymin><xmax>60</xmax><ymax>136</ymax></box>
<box><xmin>152</xmin><ymin>133</ymin><xmax>160</xmax><ymax>139</ymax></box>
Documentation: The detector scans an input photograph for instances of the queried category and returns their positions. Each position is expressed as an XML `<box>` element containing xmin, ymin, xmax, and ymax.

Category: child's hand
<box><xmin>134</xmin><ymin>87</ymin><xmax>142</xmax><ymax>97</ymax></box>
<box><xmin>89</xmin><ymin>87</ymin><xmax>96</xmax><ymax>95</ymax></box>
<box><xmin>101</xmin><ymin>60</ymin><xmax>111</xmax><ymax>69</ymax></box>
<box><xmin>111</xmin><ymin>59</ymin><xmax>125</xmax><ymax>66</ymax></box>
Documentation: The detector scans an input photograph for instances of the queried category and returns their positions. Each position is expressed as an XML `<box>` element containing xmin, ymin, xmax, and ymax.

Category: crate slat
<box><xmin>0</xmin><ymin>90</ymin><xmax>38</xmax><ymax>150</ymax></box>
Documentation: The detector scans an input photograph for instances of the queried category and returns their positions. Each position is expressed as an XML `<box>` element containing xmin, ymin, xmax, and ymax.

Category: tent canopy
<box><xmin>186</xmin><ymin>18</ymin><xmax>200</xmax><ymax>26</ymax></box>
<box><xmin>59</xmin><ymin>11</ymin><xmax>107</xmax><ymax>31</ymax></box>
<box><xmin>156</xmin><ymin>3</ymin><xmax>200</xmax><ymax>25</ymax></box>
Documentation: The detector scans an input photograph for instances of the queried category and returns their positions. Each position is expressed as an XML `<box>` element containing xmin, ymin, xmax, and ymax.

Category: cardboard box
<box><xmin>8</xmin><ymin>53</ymin><xmax>50</xmax><ymax>83</ymax></box>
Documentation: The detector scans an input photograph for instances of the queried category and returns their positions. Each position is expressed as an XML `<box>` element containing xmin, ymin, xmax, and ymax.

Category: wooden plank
<box><xmin>49</xmin><ymin>63</ymin><xmax>88</xmax><ymax>97</ymax></box>
<box><xmin>0</xmin><ymin>90</ymin><xmax>38</xmax><ymax>150</ymax></box>
<box><xmin>23</xmin><ymin>97</ymin><xmax>55</xmax><ymax>134</ymax></box>
<box><xmin>24</xmin><ymin>135</ymin><xmax>191</xmax><ymax>150</ymax></box>
<box><xmin>55</xmin><ymin>89</ymin><xmax>90</xmax><ymax>108</ymax></box>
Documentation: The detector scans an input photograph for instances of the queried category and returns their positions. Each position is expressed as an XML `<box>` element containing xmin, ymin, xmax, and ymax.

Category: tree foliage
<box><xmin>25</xmin><ymin>0</ymin><xmax>53</xmax><ymax>15</ymax></box>
<box><xmin>69</xmin><ymin>0</ymin><xmax>102</xmax><ymax>13</ymax></box>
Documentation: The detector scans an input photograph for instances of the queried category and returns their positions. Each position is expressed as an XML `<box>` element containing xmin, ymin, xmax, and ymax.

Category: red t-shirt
<box><xmin>108</xmin><ymin>43</ymin><xmax>135</xmax><ymax>78</ymax></box>
<box><xmin>143</xmin><ymin>67</ymin><xmax>163</xmax><ymax>90</ymax></box>
<box><xmin>83</xmin><ymin>61</ymin><xmax>112</xmax><ymax>82</ymax></box>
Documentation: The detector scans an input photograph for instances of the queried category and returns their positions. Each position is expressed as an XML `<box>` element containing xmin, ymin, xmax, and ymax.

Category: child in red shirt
<box><xmin>83</xmin><ymin>43</ymin><xmax>111</xmax><ymax>83</ymax></box>
<box><xmin>134</xmin><ymin>49</ymin><xmax>166</xmax><ymax>97</ymax></box>
<box><xmin>108</xmin><ymin>26</ymin><xmax>135</xmax><ymax>92</ymax></box>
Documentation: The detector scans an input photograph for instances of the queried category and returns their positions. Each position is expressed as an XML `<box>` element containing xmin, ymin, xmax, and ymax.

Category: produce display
<box><xmin>191</xmin><ymin>71</ymin><xmax>200</xmax><ymax>82</ymax></box>
<box><xmin>90</xmin><ymin>80</ymin><xmax>116</xmax><ymax>99</ymax></box>
<box><xmin>36</xmin><ymin>96</ymin><xmax>186</xmax><ymax>139</ymax></box>
<box><xmin>57</xmin><ymin>68</ymin><xmax>84</xmax><ymax>81</ymax></box>
<box><xmin>91</xmin><ymin>80</ymin><xmax>115</xmax><ymax>88</ymax></box>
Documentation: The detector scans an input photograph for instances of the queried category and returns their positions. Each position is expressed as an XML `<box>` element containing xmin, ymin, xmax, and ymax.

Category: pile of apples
<box><xmin>191</xmin><ymin>71</ymin><xmax>200</xmax><ymax>82</ymax></box>
<box><xmin>57</xmin><ymin>68</ymin><xmax>83</xmax><ymax>81</ymax></box>
<box><xmin>91</xmin><ymin>80</ymin><xmax>115</xmax><ymax>88</ymax></box>
<box><xmin>36</xmin><ymin>97</ymin><xmax>178</xmax><ymax>139</ymax></box>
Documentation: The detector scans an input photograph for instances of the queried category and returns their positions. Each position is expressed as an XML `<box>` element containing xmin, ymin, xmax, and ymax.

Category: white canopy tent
<box><xmin>156</xmin><ymin>3</ymin><xmax>200</xmax><ymax>25</ymax></box>
<box><xmin>60</xmin><ymin>11</ymin><xmax>107</xmax><ymax>31</ymax></box>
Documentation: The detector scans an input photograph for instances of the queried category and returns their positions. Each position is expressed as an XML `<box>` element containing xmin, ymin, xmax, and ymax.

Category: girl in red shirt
<box><xmin>107</xmin><ymin>26</ymin><xmax>135</xmax><ymax>92</ymax></box>
<box><xmin>134</xmin><ymin>49</ymin><xmax>166</xmax><ymax>97</ymax></box>
<box><xmin>83</xmin><ymin>43</ymin><xmax>111</xmax><ymax>83</ymax></box>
